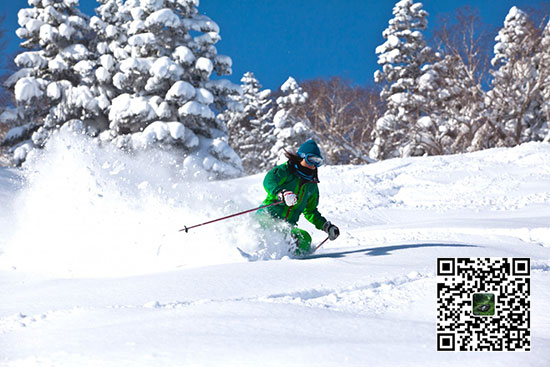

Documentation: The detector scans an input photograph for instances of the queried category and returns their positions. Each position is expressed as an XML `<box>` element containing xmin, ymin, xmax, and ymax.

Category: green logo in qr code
<box><xmin>437</xmin><ymin>258</ymin><xmax>530</xmax><ymax>352</ymax></box>
<box><xmin>472</xmin><ymin>293</ymin><xmax>495</xmax><ymax>316</ymax></box>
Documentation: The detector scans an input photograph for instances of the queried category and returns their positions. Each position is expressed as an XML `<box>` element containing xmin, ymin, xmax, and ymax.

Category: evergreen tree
<box><xmin>89</xmin><ymin>0</ymin><xmax>129</xmax><ymax>126</ymax></box>
<box><xmin>371</xmin><ymin>0</ymin><xmax>437</xmax><ymax>159</ymax></box>
<box><xmin>5</xmin><ymin>0</ymin><xmax>242</xmax><ymax>177</ymax></box>
<box><xmin>271</xmin><ymin>77</ymin><xmax>314</xmax><ymax>165</ymax></box>
<box><xmin>2</xmin><ymin>0</ymin><xmax>94</xmax><ymax>164</ymax></box>
<box><xmin>481</xmin><ymin>6</ymin><xmax>543</xmax><ymax>149</ymax></box>
<box><xmin>223</xmin><ymin>72</ymin><xmax>275</xmax><ymax>174</ymax></box>
<box><xmin>537</xmin><ymin>20</ymin><xmax>550</xmax><ymax>142</ymax></box>
<box><xmin>411</xmin><ymin>60</ymin><xmax>451</xmax><ymax>155</ymax></box>
<box><xmin>93</xmin><ymin>0</ymin><xmax>242</xmax><ymax>178</ymax></box>
<box><xmin>0</xmin><ymin>14</ymin><xmax>10</xmax><ymax>111</ymax></box>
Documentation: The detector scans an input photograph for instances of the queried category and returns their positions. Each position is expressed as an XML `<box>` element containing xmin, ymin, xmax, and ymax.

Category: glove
<box><xmin>277</xmin><ymin>190</ymin><xmax>298</xmax><ymax>206</ymax></box>
<box><xmin>322</xmin><ymin>221</ymin><xmax>340</xmax><ymax>241</ymax></box>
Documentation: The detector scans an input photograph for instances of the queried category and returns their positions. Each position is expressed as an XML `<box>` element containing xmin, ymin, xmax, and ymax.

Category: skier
<box><xmin>258</xmin><ymin>139</ymin><xmax>340</xmax><ymax>255</ymax></box>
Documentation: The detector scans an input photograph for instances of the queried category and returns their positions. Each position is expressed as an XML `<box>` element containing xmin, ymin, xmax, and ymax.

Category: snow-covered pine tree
<box><xmin>537</xmin><ymin>20</ymin><xmax>550</xmax><ymax>143</ymax></box>
<box><xmin>481</xmin><ymin>6</ymin><xmax>543</xmax><ymax>149</ymax></box>
<box><xmin>2</xmin><ymin>0</ymin><xmax>94</xmax><ymax>164</ymax></box>
<box><xmin>412</xmin><ymin>59</ymin><xmax>451</xmax><ymax>155</ymax></box>
<box><xmin>222</xmin><ymin>72</ymin><xmax>275</xmax><ymax>174</ymax></box>
<box><xmin>93</xmin><ymin>0</ymin><xmax>242</xmax><ymax>178</ymax></box>
<box><xmin>371</xmin><ymin>0</ymin><xmax>437</xmax><ymax>160</ymax></box>
<box><xmin>88</xmin><ymin>0</ymin><xmax>129</xmax><ymax>126</ymax></box>
<box><xmin>271</xmin><ymin>77</ymin><xmax>314</xmax><ymax>165</ymax></box>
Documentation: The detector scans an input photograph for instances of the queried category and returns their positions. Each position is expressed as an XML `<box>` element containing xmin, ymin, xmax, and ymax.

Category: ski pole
<box><xmin>179</xmin><ymin>201</ymin><xmax>284</xmax><ymax>233</ymax></box>
<box><xmin>313</xmin><ymin>236</ymin><xmax>330</xmax><ymax>252</ymax></box>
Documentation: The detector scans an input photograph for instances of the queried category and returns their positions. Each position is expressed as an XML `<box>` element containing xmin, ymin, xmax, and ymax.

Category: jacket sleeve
<box><xmin>263</xmin><ymin>164</ymin><xmax>289</xmax><ymax>198</ymax></box>
<box><xmin>303</xmin><ymin>187</ymin><xmax>327</xmax><ymax>230</ymax></box>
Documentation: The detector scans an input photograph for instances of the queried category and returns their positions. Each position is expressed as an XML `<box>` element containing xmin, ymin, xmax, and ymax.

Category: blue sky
<box><xmin>2</xmin><ymin>0</ymin><xmax>549</xmax><ymax>90</ymax></box>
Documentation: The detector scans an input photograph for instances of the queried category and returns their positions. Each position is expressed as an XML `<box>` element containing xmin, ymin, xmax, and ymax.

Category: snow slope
<box><xmin>1</xmin><ymin>134</ymin><xmax>549</xmax><ymax>366</ymax></box>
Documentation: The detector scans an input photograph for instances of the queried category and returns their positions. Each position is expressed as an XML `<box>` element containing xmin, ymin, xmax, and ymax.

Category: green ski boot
<box><xmin>290</xmin><ymin>227</ymin><xmax>312</xmax><ymax>256</ymax></box>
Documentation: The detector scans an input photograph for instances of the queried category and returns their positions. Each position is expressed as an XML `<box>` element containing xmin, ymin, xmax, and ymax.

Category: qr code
<box><xmin>437</xmin><ymin>257</ymin><xmax>530</xmax><ymax>351</ymax></box>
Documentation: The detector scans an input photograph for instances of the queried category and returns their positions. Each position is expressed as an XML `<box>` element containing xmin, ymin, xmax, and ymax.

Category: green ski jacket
<box><xmin>260</xmin><ymin>162</ymin><xmax>327</xmax><ymax>229</ymax></box>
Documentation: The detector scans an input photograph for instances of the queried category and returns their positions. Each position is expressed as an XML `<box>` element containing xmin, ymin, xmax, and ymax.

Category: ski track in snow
<box><xmin>133</xmin><ymin>271</ymin><xmax>432</xmax><ymax>316</ymax></box>
<box><xmin>0</xmin><ymin>271</ymin><xmax>433</xmax><ymax>337</ymax></box>
<box><xmin>0</xmin><ymin>308</ymin><xmax>86</xmax><ymax>334</ymax></box>
<box><xmin>258</xmin><ymin>271</ymin><xmax>432</xmax><ymax>317</ymax></box>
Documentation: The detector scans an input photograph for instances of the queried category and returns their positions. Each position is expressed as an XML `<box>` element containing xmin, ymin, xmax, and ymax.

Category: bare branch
<box><xmin>297</xmin><ymin>77</ymin><xmax>381</xmax><ymax>164</ymax></box>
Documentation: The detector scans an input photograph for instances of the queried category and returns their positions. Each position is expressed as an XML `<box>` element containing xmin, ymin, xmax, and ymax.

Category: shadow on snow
<box><xmin>303</xmin><ymin>243</ymin><xmax>478</xmax><ymax>259</ymax></box>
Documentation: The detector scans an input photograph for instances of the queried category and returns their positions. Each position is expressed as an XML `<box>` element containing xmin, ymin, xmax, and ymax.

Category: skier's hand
<box><xmin>323</xmin><ymin>221</ymin><xmax>340</xmax><ymax>241</ymax></box>
<box><xmin>277</xmin><ymin>190</ymin><xmax>298</xmax><ymax>206</ymax></box>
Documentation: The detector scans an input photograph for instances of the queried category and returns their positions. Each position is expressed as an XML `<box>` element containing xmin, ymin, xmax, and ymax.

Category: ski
<box><xmin>237</xmin><ymin>236</ymin><xmax>329</xmax><ymax>261</ymax></box>
<box><xmin>237</xmin><ymin>247</ymin><xmax>260</xmax><ymax>261</ymax></box>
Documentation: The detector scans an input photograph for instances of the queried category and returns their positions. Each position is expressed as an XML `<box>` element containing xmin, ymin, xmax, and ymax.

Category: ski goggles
<box><xmin>304</xmin><ymin>153</ymin><xmax>324</xmax><ymax>167</ymax></box>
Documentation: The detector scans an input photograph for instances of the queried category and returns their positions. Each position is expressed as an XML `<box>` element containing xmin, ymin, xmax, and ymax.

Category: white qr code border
<box><xmin>437</xmin><ymin>257</ymin><xmax>530</xmax><ymax>352</ymax></box>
